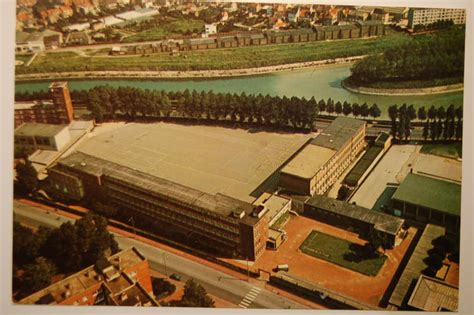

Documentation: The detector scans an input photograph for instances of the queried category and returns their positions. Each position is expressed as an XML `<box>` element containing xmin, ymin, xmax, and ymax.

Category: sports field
<box><xmin>299</xmin><ymin>231</ymin><xmax>386</xmax><ymax>276</ymax></box>
<box><xmin>77</xmin><ymin>122</ymin><xmax>312</xmax><ymax>202</ymax></box>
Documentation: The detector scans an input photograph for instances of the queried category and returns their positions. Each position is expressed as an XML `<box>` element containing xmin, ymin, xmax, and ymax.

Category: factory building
<box><xmin>46</xmin><ymin>152</ymin><xmax>269</xmax><ymax>261</ymax></box>
<box><xmin>14</xmin><ymin>81</ymin><xmax>75</xmax><ymax>128</ymax></box>
<box><xmin>279</xmin><ymin>117</ymin><xmax>366</xmax><ymax>196</ymax></box>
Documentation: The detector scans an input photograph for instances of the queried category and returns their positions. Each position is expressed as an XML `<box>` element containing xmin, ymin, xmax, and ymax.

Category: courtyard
<box><xmin>299</xmin><ymin>231</ymin><xmax>387</xmax><ymax>277</ymax></box>
<box><xmin>242</xmin><ymin>215</ymin><xmax>417</xmax><ymax>306</ymax></box>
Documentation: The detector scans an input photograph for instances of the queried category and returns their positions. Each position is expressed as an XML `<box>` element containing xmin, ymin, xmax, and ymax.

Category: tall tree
<box><xmin>18</xmin><ymin>257</ymin><xmax>56</xmax><ymax>300</ymax></box>
<box><xmin>342</xmin><ymin>101</ymin><xmax>352</xmax><ymax>116</ymax></box>
<box><xmin>15</xmin><ymin>159</ymin><xmax>38</xmax><ymax>195</ymax></box>
<box><xmin>369</xmin><ymin>103</ymin><xmax>381</xmax><ymax>120</ymax></box>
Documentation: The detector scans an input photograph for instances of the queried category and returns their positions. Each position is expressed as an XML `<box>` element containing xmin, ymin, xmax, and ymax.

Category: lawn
<box><xmin>17</xmin><ymin>31</ymin><xmax>411</xmax><ymax>74</ymax></box>
<box><xmin>420</xmin><ymin>142</ymin><xmax>462</xmax><ymax>159</ymax></box>
<box><xmin>122</xmin><ymin>17</ymin><xmax>204</xmax><ymax>43</ymax></box>
<box><xmin>15</xmin><ymin>54</ymin><xmax>34</xmax><ymax>65</ymax></box>
<box><xmin>299</xmin><ymin>231</ymin><xmax>386</xmax><ymax>276</ymax></box>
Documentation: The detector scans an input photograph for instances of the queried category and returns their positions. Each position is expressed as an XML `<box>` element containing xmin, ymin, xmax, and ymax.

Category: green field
<box><xmin>15</xmin><ymin>54</ymin><xmax>34</xmax><ymax>66</ymax></box>
<box><xmin>16</xmin><ymin>32</ymin><xmax>412</xmax><ymax>74</ymax></box>
<box><xmin>299</xmin><ymin>231</ymin><xmax>386</xmax><ymax>276</ymax></box>
<box><xmin>122</xmin><ymin>18</ymin><xmax>204</xmax><ymax>43</ymax></box>
<box><xmin>420</xmin><ymin>142</ymin><xmax>462</xmax><ymax>159</ymax></box>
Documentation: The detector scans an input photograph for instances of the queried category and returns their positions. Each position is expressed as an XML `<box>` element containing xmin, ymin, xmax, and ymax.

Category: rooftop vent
<box><xmin>252</xmin><ymin>205</ymin><xmax>267</xmax><ymax>218</ymax></box>
<box><xmin>80</xmin><ymin>162</ymin><xmax>86</xmax><ymax>167</ymax></box>
<box><xmin>232</xmin><ymin>209</ymin><xmax>245</xmax><ymax>219</ymax></box>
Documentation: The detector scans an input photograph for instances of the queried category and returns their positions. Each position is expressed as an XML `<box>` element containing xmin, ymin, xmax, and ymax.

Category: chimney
<box><xmin>120</xmin><ymin>293</ymin><xmax>128</xmax><ymax>302</ymax></box>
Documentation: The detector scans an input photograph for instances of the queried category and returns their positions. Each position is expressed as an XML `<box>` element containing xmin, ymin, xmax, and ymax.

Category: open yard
<box><xmin>300</xmin><ymin>231</ymin><xmax>386</xmax><ymax>276</ymax></box>
<box><xmin>16</xmin><ymin>31</ymin><xmax>411</xmax><ymax>74</ymax></box>
<box><xmin>243</xmin><ymin>215</ymin><xmax>417</xmax><ymax>306</ymax></box>
<box><xmin>123</xmin><ymin>17</ymin><xmax>205</xmax><ymax>43</ymax></box>
<box><xmin>420</xmin><ymin>142</ymin><xmax>462</xmax><ymax>159</ymax></box>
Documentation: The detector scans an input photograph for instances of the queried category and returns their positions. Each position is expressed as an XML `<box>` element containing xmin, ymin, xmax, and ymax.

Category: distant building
<box><xmin>18</xmin><ymin>247</ymin><xmax>159</xmax><ymax>306</ymax></box>
<box><xmin>66</xmin><ymin>31</ymin><xmax>91</xmax><ymax>45</ymax></box>
<box><xmin>204</xmin><ymin>23</ymin><xmax>217</xmax><ymax>36</ymax></box>
<box><xmin>14</xmin><ymin>123</ymin><xmax>71</xmax><ymax>152</ymax></box>
<box><xmin>408</xmin><ymin>8</ymin><xmax>466</xmax><ymax>29</ymax></box>
<box><xmin>14</xmin><ymin>82</ymin><xmax>74</xmax><ymax>128</ymax></box>
<box><xmin>46</xmin><ymin>152</ymin><xmax>269</xmax><ymax>261</ymax></box>
<box><xmin>279</xmin><ymin>117</ymin><xmax>366</xmax><ymax>196</ymax></box>
<box><xmin>16</xmin><ymin>29</ymin><xmax>63</xmax><ymax>52</ymax></box>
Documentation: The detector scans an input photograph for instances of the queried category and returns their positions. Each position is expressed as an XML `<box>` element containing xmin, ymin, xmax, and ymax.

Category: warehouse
<box><xmin>279</xmin><ymin>117</ymin><xmax>366</xmax><ymax>196</ymax></box>
<box><xmin>391</xmin><ymin>174</ymin><xmax>461</xmax><ymax>233</ymax></box>
<box><xmin>14</xmin><ymin>123</ymin><xmax>70</xmax><ymax>152</ymax></box>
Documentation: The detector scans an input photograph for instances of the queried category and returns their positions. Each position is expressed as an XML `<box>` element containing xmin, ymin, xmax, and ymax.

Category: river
<box><xmin>15</xmin><ymin>63</ymin><xmax>463</xmax><ymax>119</ymax></box>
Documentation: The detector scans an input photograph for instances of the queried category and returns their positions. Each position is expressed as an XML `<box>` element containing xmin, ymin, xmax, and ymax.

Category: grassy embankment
<box><xmin>420</xmin><ymin>142</ymin><xmax>462</xmax><ymax>159</ymax></box>
<box><xmin>16</xmin><ymin>31</ymin><xmax>412</xmax><ymax>74</ymax></box>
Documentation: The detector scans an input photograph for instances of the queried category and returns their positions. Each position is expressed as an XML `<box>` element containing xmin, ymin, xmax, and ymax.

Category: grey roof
<box><xmin>184</xmin><ymin>38</ymin><xmax>216</xmax><ymax>45</ymax></box>
<box><xmin>217</xmin><ymin>36</ymin><xmax>236</xmax><ymax>42</ymax></box>
<box><xmin>311</xmin><ymin>117</ymin><xmax>365</xmax><ymax>151</ymax></box>
<box><xmin>305</xmin><ymin>195</ymin><xmax>404</xmax><ymax>236</ymax></box>
<box><xmin>389</xmin><ymin>224</ymin><xmax>446</xmax><ymax>308</ymax></box>
<box><xmin>357</xmin><ymin>20</ymin><xmax>385</xmax><ymax>26</ymax></box>
<box><xmin>15</xmin><ymin>123</ymin><xmax>68</xmax><ymax>138</ymax></box>
<box><xmin>55</xmin><ymin>152</ymin><xmax>257</xmax><ymax>221</ymax></box>
<box><xmin>250</xmin><ymin>33</ymin><xmax>265</xmax><ymax>39</ymax></box>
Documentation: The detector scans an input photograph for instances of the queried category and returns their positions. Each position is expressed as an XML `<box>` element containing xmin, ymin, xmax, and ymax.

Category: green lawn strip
<box><xmin>299</xmin><ymin>231</ymin><xmax>386</xmax><ymax>276</ymax></box>
<box><xmin>17</xmin><ymin>32</ymin><xmax>412</xmax><ymax>74</ymax></box>
<box><xmin>15</xmin><ymin>54</ymin><xmax>34</xmax><ymax>65</ymax></box>
<box><xmin>420</xmin><ymin>142</ymin><xmax>462</xmax><ymax>159</ymax></box>
<box><xmin>122</xmin><ymin>18</ymin><xmax>204</xmax><ymax>43</ymax></box>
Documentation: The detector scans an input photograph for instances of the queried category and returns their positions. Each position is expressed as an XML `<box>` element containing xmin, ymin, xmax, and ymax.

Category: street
<box><xmin>13</xmin><ymin>200</ymin><xmax>308</xmax><ymax>309</ymax></box>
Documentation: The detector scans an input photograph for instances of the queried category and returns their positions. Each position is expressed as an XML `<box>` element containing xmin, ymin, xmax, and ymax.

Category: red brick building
<box><xmin>15</xmin><ymin>81</ymin><xmax>74</xmax><ymax>128</ymax></box>
<box><xmin>18</xmin><ymin>247</ymin><xmax>158</xmax><ymax>306</ymax></box>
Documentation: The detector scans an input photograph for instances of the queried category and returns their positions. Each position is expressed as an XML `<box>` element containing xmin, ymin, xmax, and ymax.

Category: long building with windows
<box><xmin>279</xmin><ymin>117</ymin><xmax>366</xmax><ymax>196</ymax></box>
<box><xmin>408</xmin><ymin>8</ymin><xmax>466</xmax><ymax>28</ymax></box>
<box><xmin>47</xmin><ymin>152</ymin><xmax>269</xmax><ymax>261</ymax></box>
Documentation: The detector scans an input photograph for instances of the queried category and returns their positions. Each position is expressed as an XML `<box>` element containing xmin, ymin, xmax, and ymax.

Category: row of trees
<box><xmin>388</xmin><ymin>104</ymin><xmax>463</xmax><ymax>141</ymax></box>
<box><xmin>349</xmin><ymin>28</ymin><xmax>465</xmax><ymax>85</ymax></box>
<box><xmin>13</xmin><ymin>215</ymin><xmax>119</xmax><ymax>300</ymax></box>
<box><xmin>15</xmin><ymin>87</ymin><xmax>385</xmax><ymax>130</ymax></box>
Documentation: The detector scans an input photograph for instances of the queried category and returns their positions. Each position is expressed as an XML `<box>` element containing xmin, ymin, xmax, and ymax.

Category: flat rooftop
<box><xmin>281</xmin><ymin>144</ymin><xmax>335</xmax><ymax>179</ymax></box>
<box><xmin>305</xmin><ymin>195</ymin><xmax>404</xmax><ymax>236</ymax></box>
<box><xmin>311</xmin><ymin>117</ymin><xmax>365</xmax><ymax>151</ymax></box>
<box><xmin>392</xmin><ymin>174</ymin><xmax>461</xmax><ymax>216</ymax></box>
<box><xmin>76</xmin><ymin>123</ymin><xmax>311</xmax><ymax>203</ymax></box>
<box><xmin>389</xmin><ymin>224</ymin><xmax>446</xmax><ymax>308</ymax></box>
<box><xmin>15</xmin><ymin>123</ymin><xmax>68</xmax><ymax>137</ymax></box>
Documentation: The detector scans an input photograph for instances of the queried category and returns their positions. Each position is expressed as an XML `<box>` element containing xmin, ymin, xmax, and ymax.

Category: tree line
<box><xmin>13</xmin><ymin>215</ymin><xmax>119</xmax><ymax>300</ymax></box>
<box><xmin>349</xmin><ymin>28</ymin><xmax>465</xmax><ymax>85</ymax></box>
<box><xmin>16</xmin><ymin>88</ymin><xmax>384</xmax><ymax>130</ymax></box>
<box><xmin>388</xmin><ymin>104</ymin><xmax>463</xmax><ymax>141</ymax></box>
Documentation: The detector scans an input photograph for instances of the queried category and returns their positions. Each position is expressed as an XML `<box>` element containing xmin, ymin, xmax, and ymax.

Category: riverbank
<box><xmin>341</xmin><ymin>80</ymin><xmax>464</xmax><ymax>96</ymax></box>
<box><xmin>15</xmin><ymin>56</ymin><xmax>365</xmax><ymax>82</ymax></box>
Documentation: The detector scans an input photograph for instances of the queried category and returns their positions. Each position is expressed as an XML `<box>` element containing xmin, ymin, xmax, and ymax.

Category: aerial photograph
<box><xmin>10</xmin><ymin>0</ymin><xmax>466</xmax><ymax>312</ymax></box>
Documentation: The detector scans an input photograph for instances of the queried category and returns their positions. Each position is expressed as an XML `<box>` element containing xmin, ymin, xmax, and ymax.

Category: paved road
<box><xmin>13</xmin><ymin>200</ymin><xmax>308</xmax><ymax>310</ymax></box>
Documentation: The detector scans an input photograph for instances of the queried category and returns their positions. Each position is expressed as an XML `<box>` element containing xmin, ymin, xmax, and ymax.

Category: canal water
<box><xmin>15</xmin><ymin>63</ymin><xmax>463</xmax><ymax>119</ymax></box>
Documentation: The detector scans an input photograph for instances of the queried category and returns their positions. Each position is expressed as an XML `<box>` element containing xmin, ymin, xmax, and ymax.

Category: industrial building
<box><xmin>46</xmin><ymin>152</ymin><xmax>269</xmax><ymax>261</ymax></box>
<box><xmin>18</xmin><ymin>247</ymin><xmax>158</xmax><ymax>306</ymax></box>
<box><xmin>279</xmin><ymin>117</ymin><xmax>366</xmax><ymax>196</ymax></box>
<box><xmin>14</xmin><ymin>81</ymin><xmax>74</xmax><ymax>128</ymax></box>
<box><xmin>391</xmin><ymin>174</ymin><xmax>461</xmax><ymax>233</ymax></box>
<box><xmin>304</xmin><ymin>195</ymin><xmax>405</xmax><ymax>247</ymax></box>
<box><xmin>14</xmin><ymin>123</ymin><xmax>70</xmax><ymax>152</ymax></box>
<box><xmin>408</xmin><ymin>8</ymin><xmax>466</xmax><ymax>28</ymax></box>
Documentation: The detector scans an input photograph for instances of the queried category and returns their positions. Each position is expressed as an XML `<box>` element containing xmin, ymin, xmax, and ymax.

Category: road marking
<box><xmin>238</xmin><ymin>286</ymin><xmax>262</xmax><ymax>309</ymax></box>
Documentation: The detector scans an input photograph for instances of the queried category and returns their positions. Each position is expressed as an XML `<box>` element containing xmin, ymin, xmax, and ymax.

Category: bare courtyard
<box><xmin>76</xmin><ymin>122</ymin><xmax>312</xmax><ymax>202</ymax></box>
